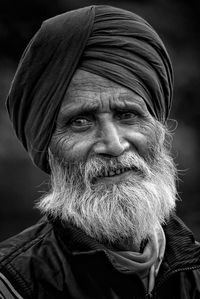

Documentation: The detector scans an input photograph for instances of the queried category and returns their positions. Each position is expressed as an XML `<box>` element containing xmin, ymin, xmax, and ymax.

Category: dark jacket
<box><xmin>0</xmin><ymin>215</ymin><xmax>200</xmax><ymax>299</ymax></box>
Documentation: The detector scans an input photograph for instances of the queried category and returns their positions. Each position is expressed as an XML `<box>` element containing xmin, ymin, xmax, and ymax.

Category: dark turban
<box><xmin>6</xmin><ymin>5</ymin><xmax>173</xmax><ymax>173</ymax></box>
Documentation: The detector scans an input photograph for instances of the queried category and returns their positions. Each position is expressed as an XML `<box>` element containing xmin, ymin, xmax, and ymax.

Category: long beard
<box><xmin>37</xmin><ymin>130</ymin><xmax>177</xmax><ymax>249</ymax></box>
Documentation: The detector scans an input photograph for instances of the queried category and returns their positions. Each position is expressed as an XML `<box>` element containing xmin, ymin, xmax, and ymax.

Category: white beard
<box><xmin>37</xmin><ymin>135</ymin><xmax>177</xmax><ymax>249</ymax></box>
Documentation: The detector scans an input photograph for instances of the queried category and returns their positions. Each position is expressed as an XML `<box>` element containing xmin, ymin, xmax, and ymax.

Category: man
<box><xmin>0</xmin><ymin>5</ymin><xmax>200</xmax><ymax>299</ymax></box>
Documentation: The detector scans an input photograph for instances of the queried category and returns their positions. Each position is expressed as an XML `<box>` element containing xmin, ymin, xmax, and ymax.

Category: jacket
<box><xmin>0</xmin><ymin>214</ymin><xmax>200</xmax><ymax>299</ymax></box>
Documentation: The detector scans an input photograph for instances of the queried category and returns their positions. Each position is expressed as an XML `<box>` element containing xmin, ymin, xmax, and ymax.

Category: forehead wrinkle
<box><xmin>118</xmin><ymin>93</ymin><xmax>148</xmax><ymax>111</ymax></box>
<box><xmin>70</xmin><ymin>70</ymin><xmax>123</xmax><ymax>90</ymax></box>
<box><xmin>69</xmin><ymin>81</ymin><xmax>120</xmax><ymax>91</ymax></box>
<box><xmin>60</xmin><ymin>99</ymin><xmax>99</xmax><ymax>116</ymax></box>
<box><xmin>61</xmin><ymin>89</ymin><xmax>148</xmax><ymax>116</ymax></box>
<box><xmin>67</xmin><ymin>69</ymin><xmax>148</xmax><ymax>109</ymax></box>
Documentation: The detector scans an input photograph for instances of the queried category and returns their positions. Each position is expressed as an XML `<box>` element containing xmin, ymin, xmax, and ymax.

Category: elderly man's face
<box><xmin>51</xmin><ymin>69</ymin><xmax>157</xmax><ymax>182</ymax></box>
<box><xmin>44</xmin><ymin>69</ymin><xmax>176</xmax><ymax>249</ymax></box>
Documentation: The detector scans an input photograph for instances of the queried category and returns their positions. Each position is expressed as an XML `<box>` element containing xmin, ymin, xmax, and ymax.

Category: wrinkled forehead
<box><xmin>60</xmin><ymin>69</ymin><xmax>149</xmax><ymax>113</ymax></box>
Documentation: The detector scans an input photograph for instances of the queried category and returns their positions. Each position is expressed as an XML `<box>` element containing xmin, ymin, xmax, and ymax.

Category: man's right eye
<box><xmin>70</xmin><ymin>117</ymin><xmax>93</xmax><ymax>130</ymax></box>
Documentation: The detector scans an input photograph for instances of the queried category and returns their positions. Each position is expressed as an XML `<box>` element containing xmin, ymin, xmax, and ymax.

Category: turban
<box><xmin>6</xmin><ymin>5</ymin><xmax>173</xmax><ymax>173</ymax></box>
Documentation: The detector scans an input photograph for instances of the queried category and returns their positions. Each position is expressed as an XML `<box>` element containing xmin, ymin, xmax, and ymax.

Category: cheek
<box><xmin>140</xmin><ymin>121</ymin><xmax>163</xmax><ymax>159</ymax></box>
<box><xmin>127</xmin><ymin>131</ymin><xmax>149</xmax><ymax>158</ymax></box>
<box><xmin>50</xmin><ymin>131</ymin><xmax>94</xmax><ymax>162</ymax></box>
<box><xmin>125</xmin><ymin>122</ymin><xmax>159</xmax><ymax>159</ymax></box>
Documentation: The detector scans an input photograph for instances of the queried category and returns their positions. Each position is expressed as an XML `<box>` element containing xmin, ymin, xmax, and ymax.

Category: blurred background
<box><xmin>0</xmin><ymin>0</ymin><xmax>200</xmax><ymax>242</ymax></box>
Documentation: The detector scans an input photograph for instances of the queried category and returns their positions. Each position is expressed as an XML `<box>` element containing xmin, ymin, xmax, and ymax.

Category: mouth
<box><xmin>92</xmin><ymin>166</ymin><xmax>140</xmax><ymax>184</ymax></box>
<box><xmin>97</xmin><ymin>167</ymin><xmax>133</xmax><ymax>178</ymax></box>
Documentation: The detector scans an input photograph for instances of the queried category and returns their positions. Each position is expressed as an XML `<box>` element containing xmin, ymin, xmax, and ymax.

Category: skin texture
<box><xmin>51</xmin><ymin>69</ymin><xmax>160</xmax><ymax>184</ymax></box>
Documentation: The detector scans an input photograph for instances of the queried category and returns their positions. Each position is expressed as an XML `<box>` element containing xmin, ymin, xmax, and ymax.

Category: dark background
<box><xmin>0</xmin><ymin>0</ymin><xmax>200</xmax><ymax>242</ymax></box>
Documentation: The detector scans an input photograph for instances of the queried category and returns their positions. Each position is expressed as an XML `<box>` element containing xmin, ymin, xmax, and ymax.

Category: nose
<box><xmin>93</xmin><ymin>121</ymin><xmax>130</xmax><ymax>157</ymax></box>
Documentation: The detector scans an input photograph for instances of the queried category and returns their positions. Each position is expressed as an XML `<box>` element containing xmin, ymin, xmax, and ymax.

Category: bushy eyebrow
<box><xmin>58</xmin><ymin>94</ymin><xmax>148</xmax><ymax>122</ymax></box>
<box><xmin>59</xmin><ymin>102</ymin><xmax>99</xmax><ymax>121</ymax></box>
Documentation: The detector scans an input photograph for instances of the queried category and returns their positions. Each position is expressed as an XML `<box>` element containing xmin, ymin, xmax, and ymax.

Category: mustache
<box><xmin>79</xmin><ymin>151</ymin><xmax>153</xmax><ymax>183</ymax></box>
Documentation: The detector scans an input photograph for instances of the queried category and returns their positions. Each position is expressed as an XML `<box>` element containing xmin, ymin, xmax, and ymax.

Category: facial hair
<box><xmin>37</xmin><ymin>125</ymin><xmax>177</xmax><ymax>249</ymax></box>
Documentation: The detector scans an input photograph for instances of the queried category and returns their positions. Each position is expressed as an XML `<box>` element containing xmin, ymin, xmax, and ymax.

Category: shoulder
<box><xmin>0</xmin><ymin>271</ymin><xmax>24</xmax><ymax>299</ymax></box>
<box><xmin>0</xmin><ymin>217</ymin><xmax>53</xmax><ymax>266</ymax></box>
<box><xmin>179</xmin><ymin>268</ymin><xmax>200</xmax><ymax>296</ymax></box>
<box><xmin>0</xmin><ymin>217</ymin><xmax>63</xmax><ymax>297</ymax></box>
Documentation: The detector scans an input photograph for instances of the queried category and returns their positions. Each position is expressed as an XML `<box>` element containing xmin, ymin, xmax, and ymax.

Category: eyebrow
<box><xmin>59</xmin><ymin>102</ymin><xmax>100</xmax><ymax>120</ymax></box>
<box><xmin>58</xmin><ymin>95</ymin><xmax>147</xmax><ymax>121</ymax></box>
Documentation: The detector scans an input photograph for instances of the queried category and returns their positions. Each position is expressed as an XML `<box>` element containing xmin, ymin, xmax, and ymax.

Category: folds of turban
<box><xmin>6</xmin><ymin>5</ymin><xmax>173</xmax><ymax>173</ymax></box>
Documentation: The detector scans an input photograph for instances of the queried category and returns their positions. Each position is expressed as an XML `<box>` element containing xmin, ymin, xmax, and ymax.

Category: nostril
<box><xmin>93</xmin><ymin>129</ymin><xmax>130</xmax><ymax>156</ymax></box>
<box><xmin>93</xmin><ymin>143</ymin><xmax>127</xmax><ymax>157</ymax></box>
<box><xmin>98</xmin><ymin>153</ymin><xmax>114</xmax><ymax>159</ymax></box>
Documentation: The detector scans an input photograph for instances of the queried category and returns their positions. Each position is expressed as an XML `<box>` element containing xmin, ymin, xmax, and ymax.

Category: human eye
<box><xmin>70</xmin><ymin>116</ymin><xmax>93</xmax><ymax>131</ymax></box>
<box><xmin>115</xmin><ymin>110</ymin><xmax>139</xmax><ymax>123</ymax></box>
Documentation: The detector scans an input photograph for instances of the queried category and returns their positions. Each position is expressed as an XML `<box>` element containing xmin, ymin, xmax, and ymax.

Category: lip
<box><xmin>93</xmin><ymin>169</ymin><xmax>132</xmax><ymax>185</ymax></box>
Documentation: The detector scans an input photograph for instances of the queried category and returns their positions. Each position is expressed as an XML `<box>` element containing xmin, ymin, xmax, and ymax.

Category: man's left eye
<box><xmin>116</xmin><ymin>111</ymin><xmax>138</xmax><ymax>120</ymax></box>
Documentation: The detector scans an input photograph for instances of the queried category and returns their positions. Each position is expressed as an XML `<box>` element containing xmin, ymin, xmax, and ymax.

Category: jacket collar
<box><xmin>161</xmin><ymin>214</ymin><xmax>200</xmax><ymax>271</ymax></box>
<box><xmin>51</xmin><ymin>214</ymin><xmax>200</xmax><ymax>271</ymax></box>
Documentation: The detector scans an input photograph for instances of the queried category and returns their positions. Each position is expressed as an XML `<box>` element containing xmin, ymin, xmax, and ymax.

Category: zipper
<box><xmin>152</xmin><ymin>265</ymin><xmax>200</xmax><ymax>298</ymax></box>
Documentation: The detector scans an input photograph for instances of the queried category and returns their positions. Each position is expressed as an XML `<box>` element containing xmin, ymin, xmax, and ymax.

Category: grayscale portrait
<box><xmin>0</xmin><ymin>1</ymin><xmax>199</xmax><ymax>298</ymax></box>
